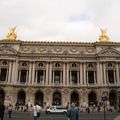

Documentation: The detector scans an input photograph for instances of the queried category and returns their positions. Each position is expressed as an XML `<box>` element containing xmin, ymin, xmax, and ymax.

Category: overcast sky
<box><xmin>0</xmin><ymin>0</ymin><xmax>120</xmax><ymax>42</ymax></box>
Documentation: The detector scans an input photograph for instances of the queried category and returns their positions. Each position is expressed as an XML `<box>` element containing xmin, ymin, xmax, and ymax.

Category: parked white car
<box><xmin>46</xmin><ymin>106</ymin><xmax>67</xmax><ymax>114</ymax></box>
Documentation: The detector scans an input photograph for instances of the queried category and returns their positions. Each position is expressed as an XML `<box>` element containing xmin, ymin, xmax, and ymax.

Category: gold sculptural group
<box><xmin>5</xmin><ymin>27</ymin><xmax>110</xmax><ymax>42</ymax></box>
<box><xmin>6</xmin><ymin>27</ymin><xmax>17</xmax><ymax>40</ymax></box>
<box><xmin>99</xmin><ymin>28</ymin><xmax>109</xmax><ymax>42</ymax></box>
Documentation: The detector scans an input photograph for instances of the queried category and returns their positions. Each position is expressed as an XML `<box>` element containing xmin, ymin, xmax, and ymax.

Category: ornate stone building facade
<box><xmin>0</xmin><ymin>29</ymin><xmax>120</xmax><ymax>110</ymax></box>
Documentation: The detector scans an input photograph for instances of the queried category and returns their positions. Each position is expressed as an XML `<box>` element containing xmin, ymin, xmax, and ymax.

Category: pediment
<box><xmin>97</xmin><ymin>47</ymin><xmax>120</xmax><ymax>57</ymax></box>
<box><xmin>0</xmin><ymin>46</ymin><xmax>18</xmax><ymax>55</ymax></box>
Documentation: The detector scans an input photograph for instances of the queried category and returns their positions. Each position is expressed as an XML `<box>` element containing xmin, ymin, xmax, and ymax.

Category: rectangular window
<box><xmin>0</xmin><ymin>68</ymin><xmax>7</xmax><ymax>82</ymax></box>
<box><xmin>54</xmin><ymin>71</ymin><xmax>60</xmax><ymax>84</ymax></box>
<box><xmin>71</xmin><ymin>71</ymin><xmax>77</xmax><ymax>85</ymax></box>
<box><xmin>37</xmin><ymin>70</ymin><xmax>44</xmax><ymax>84</ymax></box>
<box><xmin>20</xmin><ymin>70</ymin><xmax>27</xmax><ymax>83</ymax></box>
<box><xmin>88</xmin><ymin>71</ymin><xmax>94</xmax><ymax>84</ymax></box>
<box><xmin>108</xmin><ymin>70</ymin><xmax>114</xmax><ymax>83</ymax></box>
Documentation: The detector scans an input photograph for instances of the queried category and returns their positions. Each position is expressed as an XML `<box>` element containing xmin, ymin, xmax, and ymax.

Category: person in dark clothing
<box><xmin>0</xmin><ymin>100</ymin><xmax>5</xmax><ymax>120</ymax></box>
<box><xmin>67</xmin><ymin>103</ymin><xmax>79</xmax><ymax>120</ymax></box>
<box><xmin>8</xmin><ymin>104</ymin><xmax>13</xmax><ymax>119</ymax></box>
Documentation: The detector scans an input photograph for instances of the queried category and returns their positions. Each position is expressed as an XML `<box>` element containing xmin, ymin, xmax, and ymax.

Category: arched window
<box><xmin>88</xmin><ymin>91</ymin><xmax>97</xmax><ymax>106</ymax></box>
<box><xmin>109</xmin><ymin>90</ymin><xmax>117</xmax><ymax>109</ymax></box>
<box><xmin>71</xmin><ymin>91</ymin><xmax>79</xmax><ymax>106</ymax></box>
<box><xmin>53</xmin><ymin>92</ymin><xmax>61</xmax><ymax>105</ymax></box>
<box><xmin>17</xmin><ymin>90</ymin><xmax>26</xmax><ymax>105</ymax></box>
<box><xmin>0</xmin><ymin>90</ymin><xmax>5</xmax><ymax>101</ymax></box>
<box><xmin>35</xmin><ymin>91</ymin><xmax>43</xmax><ymax>106</ymax></box>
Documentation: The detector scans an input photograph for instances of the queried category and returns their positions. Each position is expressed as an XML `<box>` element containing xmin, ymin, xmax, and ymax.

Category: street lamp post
<box><xmin>101</xmin><ymin>92</ymin><xmax>108</xmax><ymax>120</ymax></box>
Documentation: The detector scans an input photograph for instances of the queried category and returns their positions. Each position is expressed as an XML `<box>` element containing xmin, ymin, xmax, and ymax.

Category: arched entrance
<box><xmin>88</xmin><ymin>91</ymin><xmax>97</xmax><ymax>106</ymax></box>
<box><xmin>71</xmin><ymin>91</ymin><xmax>79</xmax><ymax>106</ymax></box>
<box><xmin>0</xmin><ymin>89</ymin><xmax>5</xmax><ymax>102</ymax></box>
<box><xmin>17</xmin><ymin>90</ymin><xmax>26</xmax><ymax>105</ymax></box>
<box><xmin>35</xmin><ymin>91</ymin><xmax>43</xmax><ymax>106</ymax></box>
<box><xmin>53</xmin><ymin>91</ymin><xmax>61</xmax><ymax>105</ymax></box>
<box><xmin>109</xmin><ymin>90</ymin><xmax>117</xmax><ymax>109</ymax></box>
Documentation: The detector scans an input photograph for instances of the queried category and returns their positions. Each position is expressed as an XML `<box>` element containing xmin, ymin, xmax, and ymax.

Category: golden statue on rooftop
<box><xmin>99</xmin><ymin>28</ymin><xmax>109</xmax><ymax>42</ymax></box>
<box><xmin>6</xmin><ymin>27</ymin><xmax>17</xmax><ymax>40</ymax></box>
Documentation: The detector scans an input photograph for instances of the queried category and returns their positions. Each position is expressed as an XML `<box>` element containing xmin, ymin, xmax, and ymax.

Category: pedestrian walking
<box><xmin>8</xmin><ymin>104</ymin><xmax>13</xmax><ymax>119</ymax></box>
<box><xmin>0</xmin><ymin>100</ymin><xmax>5</xmax><ymax>120</ymax></box>
<box><xmin>33</xmin><ymin>102</ymin><xmax>42</xmax><ymax>120</ymax></box>
<box><xmin>67</xmin><ymin>103</ymin><xmax>79</xmax><ymax>120</ymax></box>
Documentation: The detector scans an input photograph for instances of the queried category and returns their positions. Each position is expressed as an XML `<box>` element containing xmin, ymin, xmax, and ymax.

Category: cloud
<box><xmin>0</xmin><ymin>0</ymin><xmax>120</xmax><ymax>42</ymax></box>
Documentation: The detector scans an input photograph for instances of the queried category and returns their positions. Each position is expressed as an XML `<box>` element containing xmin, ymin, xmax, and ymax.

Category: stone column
<box><xmin>66</xmin><ymin>63</ymin><xmax>69</xmax><ymax>86</ymax></box>
<box><xmin>43</xmin><ymin>70</ymin><xmax>45</xmax><ymax>85</ymax></box>
<box><xmin>45</xmin><ymin>63</ymin><xmax>49</xmax><ymax>86</ymax></box>
<box><xmin>28</xmin><ymin>62</ymin><xmax>32</xmax><ymax>84</ymax></box>
<box><xmin>35</xmin><ymin>70</ymin><xmax>37</xmax><ymax>84</ymax></box>
<box><xmin>49</xmin><ymin>63</ymin><xmax>52</xmax><ymax>86</ymax></box>
<box><xmin>18</xmin><ymin>70</ymin><xmax>21</xmax><ymax>83</ymax></box>
<box><xmin>32</xmin><ymin>62</ymin><xmax>35</xmax><ymax>85</ymax></box>
<box><xmin>86</xmin><ymin>71</ymin><xmax>88</xmax><ymax>85</ymax></box>
<box><xmin>14</xmin><ymin>59</ymin><xmax>19</xmax><ymax>84</ymax></box>
<box><xmin>99</xmin><ymin>63</ymin><xmax>104</xmax><ymax>86</ymax></box>
<box><xmin>6</xmin><ymin>69</ymin><xmax>9</xmax><ymax>83</ymax></box>
<box><xmin>26</xmin><ymin>70</ymin><xmax>29</xmax><ymax>84</ymax></box>
<box><xmin>97</xmin><ymin>61</ymin><xmax>100</xmax><ymax>86</ymax></box>
<box><xmin>80</xmin><ymin>63</ymin><xmax>83</xmax><ymax>85</ymax></box>
<box><xmin>69</xmin><ymin>71</ymin><xmax>71</xmax><ymax>85</ymax></box>
<box><xmin>83</xmin><ymin>63</ymin><xmax>86</xmax><ymax>86</ymax></box>
<box><xmin>52</xmin><ymin>70</ymin><xmax>54</xmax><ymax>85</ymax></box>
<box><xmin>94</xmin><ymin>71</ymin><xmax>96</xmax><ymax>84</ymax></box>
<box><xmin>11</xmin><ymin>61</ymin><xmax>16</xmax><ymax>84</ymax></box>
<box><xmin>114</xmin><ymin>70</ymin><xmax>117</xmax><ymax>84</ymax></box>
<box><xmin>8</xmin><ymin>61</ymin><xmax>12</xmax><ymax>83</ymax></box>
<box><xmin>63</xmin><ymin>63</ymin><xmax>66</xmax><ymax>86</ymax></box>
<box><xmin>116</xmin><ymin>63</ymin><xmax>120</xmax><ymax>85</ymax></box>
<box><xmin>103</xmin><ymin>63</ymin><xmax>107</xmax><ymax>85</ymax></box>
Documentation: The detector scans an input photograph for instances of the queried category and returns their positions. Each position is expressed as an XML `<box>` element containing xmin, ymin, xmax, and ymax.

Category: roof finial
<box><xmin>6</xmin><ymin>26</ymin><xmax>17</xmax><ymax>40</ymax></box>
<box><xmin>99</xmin><ymin>28</ymin><xmax>109</xmax><ymax>42</ymax></box>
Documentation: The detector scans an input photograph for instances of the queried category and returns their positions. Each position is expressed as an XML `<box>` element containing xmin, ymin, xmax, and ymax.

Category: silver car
<box><xmin>46</xmin><ymin>106</ymin><xmax>67</xmax><ymax>114</ymax></box>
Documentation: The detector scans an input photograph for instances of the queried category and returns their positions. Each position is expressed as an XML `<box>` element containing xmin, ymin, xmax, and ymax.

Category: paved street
<box><xmin>4</xmin><ymin>111</ymin><xmax>120</xmax><ymax>120</ymax></box>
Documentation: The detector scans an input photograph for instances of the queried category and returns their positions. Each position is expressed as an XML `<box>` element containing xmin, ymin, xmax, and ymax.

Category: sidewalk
<box><xmin>114</xmin><ymin>115</ymin><xmax>120</xmax><ymax>120</ymax></box>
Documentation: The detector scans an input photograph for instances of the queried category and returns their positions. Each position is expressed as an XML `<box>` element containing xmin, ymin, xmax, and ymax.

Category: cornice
<box><xmin>0</xmin><ymin>39</ymin><xmax>120</xmax><ymax>47</ymax></box>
